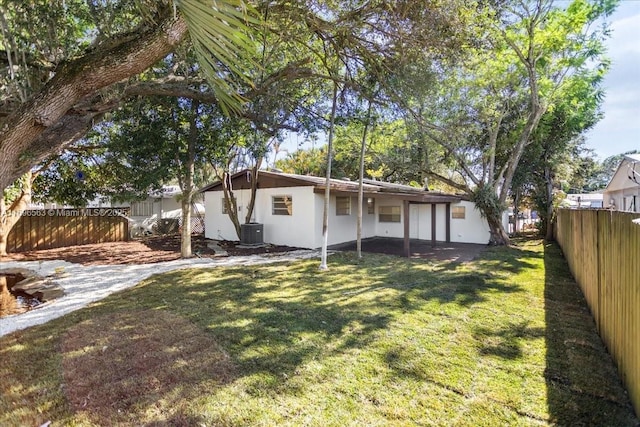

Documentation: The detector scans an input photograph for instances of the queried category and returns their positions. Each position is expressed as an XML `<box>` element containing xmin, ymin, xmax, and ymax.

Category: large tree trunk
<box><xmin>0</xmin><ymin>218</ymin><xmax>12</xmax><ymax>256</ymax></box>
<box><xmin>0</xmin><ymin>11</ymin><xmax>187</xmax><ymax>191</ymax></box>
<box><xmin>244</xmin><ymin>159</ymin><xmax>263</xmax><ymax>225</ymax></box>
<box><xmin>543</xmin><ymin>165</ymin><xmax>555</xmax><ymax>242</ymax></box>
<box><xmin>357</xmin><ymin>99</ymin><xmax>372</xmax><ymax>259</ymax></box>
<box><xmin>473</xmin><ymin>185</ymin><xmax>510</xmax><ymax>246</ymax></box>
<box><xmin>179</xmin><ymin>99</ymin><xmax>200</xmax><ymax>258</ymax></box>
<box><xmin>219</xmin><ymin>170</ymin><xmax>241</xmax><ymax>239</ymax></box>
<box><xmin>0</xmin><ymin>173</ymin><xmax>33</xmax><ymax>256</ymax></box>
<box><xmin>513</xmin><ymin>189</ymin><xmax>520</xmax><ymax>234</ymax></box>
<box><xmin>319</xmin><ymin>83</ymin><xmax>338</xmax><ymax>270</ymax></box>
<box><xmin>180</xmin><ymin>196</ymin><xmax>193</xmax><ymax>258</ymax></box>
<box><xmin>486</xmin><ymin>213</ymin><xmax>510</xmax><ymax>246</ymax></box>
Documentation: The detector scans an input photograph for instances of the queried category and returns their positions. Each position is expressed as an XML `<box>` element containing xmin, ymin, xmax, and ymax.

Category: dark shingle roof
<box><xmin>201</xmin><ymin>169</ymin><xmax>463</xmax><ymax>203</ymax></box>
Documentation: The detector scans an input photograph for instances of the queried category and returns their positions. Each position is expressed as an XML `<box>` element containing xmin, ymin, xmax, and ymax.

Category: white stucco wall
<box><xmin>450</xmin><ymin>201</ymin><xmax>491</xmax><ymax>244</ymax></box>
<box><xmin>321</xmin><ymin>195</ymin><xmax>378</xmax><ymax>247</ymax></box>
<box><xmin>206</xmin><ymin>189</ymin><xmax>380</xmax><ymax>249</ymax></box>
<box><xmin>205</xmin><ymin>186</ymin><xmax>318</xmax><ymax>248</ymax></box>
<box><xmin>374</xmin><ymin>198</ymin><xmax>405</xmax><ymax>238</ymax></box>
<box><xmin>205</xmin><ymin>188</ymin><xmax>504</xmax><ymax>247</ymax></box>
<box><xmin>604</xmin><ymin>188</ymin><xmax>640</xmax><ymax>212</ymax></box>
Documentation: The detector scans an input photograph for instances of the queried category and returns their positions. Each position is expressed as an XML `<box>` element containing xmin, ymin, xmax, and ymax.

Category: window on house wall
<box><xmin>131</xmin><ymin>200</ymin><xmax>154</xmax><ymax>216</ymax></box>
<box><xmin>624</xmin><ymin>196</ymin><xmax>637</xmax><ymax>212</ymax></box>
<box><xmin>367</xmin><ymin>198</ymin><xmax>375</xmax><ymax>214</ymax></box>
<box><xmin>452</xmin><ymin>206</ymin><xmax>466</xmax><ymax>219</ymax></box>
<box><xmin>336</xmin><ymin>196</ymin><xmax>351</xmax><ymax>215</ymax></box>
<box><xmin>272</xmin><ymin>195</ymin><xmax>293</xmax><ymax>215</ymax></box>
<box><xmin>221</xmin><ymin>196</ymin><xmax>236</xmax><ymax>214</ymax></box>
<box><xmin>379</xmin><ymin>205</ymin><xmax>401</xmax><ymax>223</ymax></box>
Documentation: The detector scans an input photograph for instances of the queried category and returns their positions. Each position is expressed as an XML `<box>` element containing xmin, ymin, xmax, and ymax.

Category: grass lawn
<box><xmin>0</xmin><ymin>240</ymin><xmax>637</xmax><ymax>426</ymax></box>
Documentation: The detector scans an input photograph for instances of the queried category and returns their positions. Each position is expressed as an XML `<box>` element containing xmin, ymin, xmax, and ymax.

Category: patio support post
<box><xmin>403</xmin><ymin>199</ymin><xmax>410</xmax><ymax>258</ymax></box>
<box><xmin>445</xmin><ymin>203</ymin><xmax>451</xmax><ymax>243</ymax></box>
<box><xmin>431</xmin><ymin>203</ymin><xmax>437</xmax><ymax>247</ymax></box>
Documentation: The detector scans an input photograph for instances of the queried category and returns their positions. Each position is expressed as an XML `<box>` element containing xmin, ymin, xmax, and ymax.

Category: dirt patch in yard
<box><xmin>60</xmin><ymin>309</ymin><xmax>236</xmax><ymax>426</ymax></box>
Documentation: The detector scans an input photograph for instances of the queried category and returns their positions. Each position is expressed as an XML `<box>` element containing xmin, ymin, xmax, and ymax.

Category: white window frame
<box><xmin>272</xmin><ymin>195</ymin><xmax>293</xmax><ymax>216</ymax></box>
<box><xmin>452</xmin><ymin>206</ymin><xmax>466</xmax><ymax>219</ymax></box>
<box><xmin>221</xmin><ymin>196</ymin><xmax>236</xmax><ymax>214</ymax></box>
<box><xmin>336</xmin><ymin>196</ymin><xmax>351</xmax><ymax>216</ymax></box>
<box><xmin>379</xmin><ymin>205</ymin><xmax>401</xmax><ymax>223</ymax></box>
<box><xmin>367</xmin><ymin>198</ymin><xmax>375</xmax><ymax>215</ymax></box>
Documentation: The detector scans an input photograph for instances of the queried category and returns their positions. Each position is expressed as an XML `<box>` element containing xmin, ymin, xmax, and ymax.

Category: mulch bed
<box><xmin>1</xmin><ymin>235</ymin><xmax>300</xmax><ymax>266</ymax></box>
<box><xmin>1</xmin><ymin>235</ymin><xmax>485</xmax><ymax>266</ymax></box>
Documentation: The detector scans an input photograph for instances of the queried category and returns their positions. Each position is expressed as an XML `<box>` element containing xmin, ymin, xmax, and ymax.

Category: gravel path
<box><xmin>0</xmin><ymin>250</ymin><xmax>319</xmax><ymax>337</ymax></box>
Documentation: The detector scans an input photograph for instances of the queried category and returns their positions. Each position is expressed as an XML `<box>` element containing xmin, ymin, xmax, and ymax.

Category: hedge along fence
<box><xmin>556</xmin><ymin>208</ymin><xmax>640</xmax><ymax>416</ymax></box>
<box><xmin>6</xmin><ymin>208</ymin><xmax>129</xmax><ymax>253</ymax></box>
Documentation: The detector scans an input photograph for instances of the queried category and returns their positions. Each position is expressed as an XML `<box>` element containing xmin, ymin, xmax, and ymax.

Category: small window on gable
<box><xmin>336</xmin><ymin>196</ymin><xmax>351</xmax><ymax>215</ymax></box>
<box><xmin>452</xmin><ymin>206</ymin><xmax>466</xmax><ymax>219</ymax></box>
<box><xmin>379</xmin><ymin>205</ymin><xmax>401</xmax><ymax>223</ymax></box>
<box><xmin>272</xmin><ymin>195</ymin><xmax>293</xmax><ymax>215</ymax></box>
<box><xmin>367</xmin><ymin>198</ymin><xmax>375</xmax><ymax>215</ymax></box>
<box><xmin>221</xmin><ymin>196</ymin><xmax>236</xmax><ymax>214</ymax></box>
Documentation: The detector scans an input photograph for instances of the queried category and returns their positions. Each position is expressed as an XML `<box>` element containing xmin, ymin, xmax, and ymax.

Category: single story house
<box><xmin>202</xmin><ymin>170</ymin><xmax>507</xmax><ymax>252</ymax></box>
<box><xmin>124</xmin><ymin>186</ymin><xmax>205</xmax><ymax>236</ymax></box>
<box><xmin>604</xmin><ymin>153</ymin><xmax>640</xmax><ymax>212</ymax></box>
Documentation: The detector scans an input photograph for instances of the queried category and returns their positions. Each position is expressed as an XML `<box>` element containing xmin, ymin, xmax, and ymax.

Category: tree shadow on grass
<box><xmin>474</xmin><ymin>321</ymin><xmax>545</xmax><ymax>360</ymax></box>
<box><xmin>0</xmin><ymin>248</ymin><xmax>547</xmax><ymax>425</ymax></box>
<box><xmin>543</xmin><ymin>242</ymin><xmax>638</xmax><ymax>426</ymax></box>
<box><xmin>100</xmin><ymin>254</ymin><xmax>527</xmax><ymax>394</ymax></box>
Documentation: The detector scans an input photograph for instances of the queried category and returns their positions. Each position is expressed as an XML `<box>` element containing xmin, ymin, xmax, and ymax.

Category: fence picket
<box><xmin>556</xmin><ymin>208</ymin><xmax>640</xmax><ymax>416</ymax></box>
<box><xmin>6</xmin><ymin>209</ymin><xmax>129</xmax><ymax>253</ymax></box>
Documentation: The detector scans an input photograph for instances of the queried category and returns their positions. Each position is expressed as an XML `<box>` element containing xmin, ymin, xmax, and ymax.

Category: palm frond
<box><xmin>176</xmin><ymin>0</ymin><xmax>260</xmax><ymax>115</ymax></box>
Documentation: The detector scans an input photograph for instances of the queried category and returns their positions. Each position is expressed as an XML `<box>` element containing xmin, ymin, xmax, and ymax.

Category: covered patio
<box><xmin>331</xmin><ymin>237</ymin><xmax>487</xmax><ymax>263</ymax></box>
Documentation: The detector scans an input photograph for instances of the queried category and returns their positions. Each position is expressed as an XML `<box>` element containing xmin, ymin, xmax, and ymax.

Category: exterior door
<box><xmin>409</xmin><ymin>205</ymin><xmax>420</xmax><ymax>239</ymax></box>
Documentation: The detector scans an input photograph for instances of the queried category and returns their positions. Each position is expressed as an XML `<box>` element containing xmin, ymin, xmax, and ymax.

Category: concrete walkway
<box><xmin>0</xmin><ymin>250</ymin><xmax>319</xmax><ymax>337</ymax></box>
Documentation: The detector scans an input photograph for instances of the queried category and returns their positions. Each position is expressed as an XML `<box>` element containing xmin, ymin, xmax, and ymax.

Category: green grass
<box><xmin>0</xmin><ymin>240</ymin><xmax>637</xmax><ymax>426</ymax></box>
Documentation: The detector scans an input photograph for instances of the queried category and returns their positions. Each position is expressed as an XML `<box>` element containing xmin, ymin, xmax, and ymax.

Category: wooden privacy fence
<box><xmin>556</xmin><ymin>208</ymin><xmax>640</xmax><ymax>415</ymax></box>
<box><xmin>6</xmin><ymin>208</ymin><xmax>129</xmax><ymax>253</ymax></box>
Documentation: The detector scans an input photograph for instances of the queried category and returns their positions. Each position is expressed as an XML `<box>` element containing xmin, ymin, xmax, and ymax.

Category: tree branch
<box><xmin>0</xmin><ymin>8</ymin><xmax>188</xmax><ymax>190</ymax></box>
<box><xmin>423</xmin><ymin>170</ymin><xmax>470</xmax><ymax>194</ymax></box>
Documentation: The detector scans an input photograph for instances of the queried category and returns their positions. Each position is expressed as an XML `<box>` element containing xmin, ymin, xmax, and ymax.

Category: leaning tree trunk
<box><xmin>244</xmin><ymin>159</ymin><xmax>263</xmax><ymax>225</ymax></box>
<box><xmin>0</xmin><ymin>13</ymin><xmax>188</xmax><ymax>192</ymax></box>
<box><xmin>0</xmin><ymin>173</ymin><xmax>32</xmax><ymax>256</ymax></box>
<box><xmin>0</xmin><ymin>219</ymin><xmax>12</xmax><ymax>256</ymax></box>
<box><xmin>221</xmin><ymin>171</ymin><xmax>241</xmax><ymax>239</ymax></box>
<box><xmin>473</xmin><ymin>185</ymin><xmax>510</xmax><ymax>246</ymax></box>
<box><xmin>486</xmin><ymin>214</ymin><xmax>511</xmax><ymax>246</ymax></box>
<box><xmin>0</xmin><ymin>12</ymin><xmax>187</xmax><ymax>252</ymax></box>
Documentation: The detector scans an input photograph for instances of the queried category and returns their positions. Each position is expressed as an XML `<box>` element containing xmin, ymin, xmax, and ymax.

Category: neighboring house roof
<box><xmin>201</xmin><ymin>169</ymin><xmax>464</xmax><ymax>203</ymax></box>
<box><xmin>149</xmin><ymin>185</ymin><xmax>182</xmax><ymax>198</ymax></box>
<box><xmin>604</xmin><ymin>154</ymin><xmax>640</xmax><ymax>193</ymax></box>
